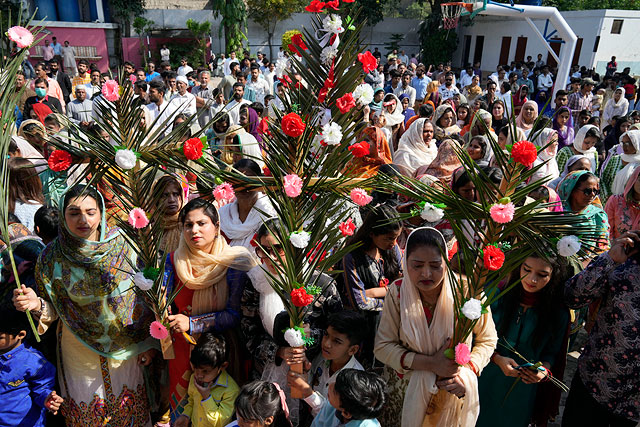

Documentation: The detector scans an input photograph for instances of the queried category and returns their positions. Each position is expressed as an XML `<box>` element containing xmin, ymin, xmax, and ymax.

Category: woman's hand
<box><xmin>609</xmin><ymin>231</ymin><xmax>640</xmax><ymax>264</ymax></box>
<box><xmin>12</xmin><ymin>285</ymin><xmax>40</xmax><ymax>312</ymax></box>
<box><xmin>436</xmin><ymin>373</ymin><xmax>466</xmax><ymax>398</ymax></box>
<box><xmin>412</xmin><ymin>338</ymin><xmax>460</xmax><ymax>378</ymax></box>
<box><xmin>137</xmin><ymin>349</ymin><xmax>158</xmax><ymax>366</ymax></box>
<box><xmin>519</xmin><ymin>365</ymin><xmax>548</xmax><ymax>384</ymax></box>
<box><xmin>493</xmin><ymin>355</ymin><xmax>520</xmax><ymax>378</ymax></box>
<box><xmin>283</xmin><ymin>347</ymin><xmax>307</xmax><ymax>366</ymax></box>
<box><xmin>167</xmin><ymin>314</ymin><xmax>190</xmax><ymax>334</ymax></box>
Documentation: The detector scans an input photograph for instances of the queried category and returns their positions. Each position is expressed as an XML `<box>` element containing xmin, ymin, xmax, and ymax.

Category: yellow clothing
<box><xmin>183</xmin><ymin>369</ymin><xmax>239</xmax><ymax>427</ymax></box>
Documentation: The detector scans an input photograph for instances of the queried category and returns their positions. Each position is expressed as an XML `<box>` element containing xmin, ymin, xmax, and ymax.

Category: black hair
<box><xmin>250</xmin><ymin>102</ymin><xmax>264</xmax><ymax>115</ymax></box>
<box><xmin>166</xmin><ymin>71</ymin><xmax>177</xmax><ymax>80</ymax></box>
<box><xmin>584</xmin><ymin>126</ymin><xmax>601</xmax><ymax>143</ymax></box>
<box><xmin>8</xmin><ymin>139</ymin><xmax>18</xmax><ymax>154</ymax></box>
<box><xmin>256</xmin><ymin>217</ymin><xmax>281</xmax><ymax>242</ymax></box>
<box><xmin>0</xmin><ymin>307</ymin><xmax>30</xmax><ymax>336</ymax></box>
<box><xmin>405</xmin><ymin>227</ymin><xmax>446</xmax><ymax>259</ymax></box>
<box><xmin>190</xmin><ymin>332</ymin><xmax>227</xmax><ymax>368</ymax></box>
<box><xmin>481</xmin><ymin>166</ymin><xmax>504</xmax><ymax>185</ymax></box>
<box><xmin>233</xmin><ymin>81</ymin><xmax>245</xmax><ymax>89</ymax></box>
<box><xmin>148</xmin><ymin>79</ymin><xmax>166</xmax><ymax>94</ymax></box>
<box><xmin>63</xmin><ymin>185</ymin><xmax>104</xmax><ymax>214</ymax></box>
<box><xmin>179</xmin><ymin>198</ymin><xmax>219</xmax><ymax>225</ymax></box>
<box><xmin>475</xmin><ymin>99</ymin><xmax>489</xmax><ymax>111</ymax></box>
<box><xmin>327</xmin><ymin>311</ymin><xmax>368</xmax><ymax>346</ymax></box>
<box><xmin>233</xmin><ymin>158</ymin><xmax>262</xmax><ymax>177</ymax></box>
<box><xmin>78</xmin><ymin>59</ymin><xmax>90</xmax><ymax>67</ymax></box>
<box><xmin>235</xmin><ymin>381</ymin><xmax>292</xmax><ymax>427</ymax></box>
<box><xmin>123</xmin><ymin>61</ymin><xmax>134</xmax><ymax>68</ymax></box>
<box><xmin>334</xmin><ymin>369</ymin><xmax>386</xmax><ymax>420</ymax></box>
<box><xmin>44</xmin><ymin>114</ymin><xmax>60</xmax><ymax>126</ymax></box>
<box><xmin>134</xmin><ymin>80</ymin><xmax>148</xmax><ymax>92</ymax></box>
<box><xmin>34</xmin><ymin>205</ymin><xmax>59</xmax><ymax>241</ymax></box>
<box><xmin>418</xmin><ymin>102</ymin><xmax>434</xmax><ymax>119</ymax></box>
<box><xmin>34</xmin><ymin>77</ymin><xmax>48</xmax><ymax>87</ymax></box>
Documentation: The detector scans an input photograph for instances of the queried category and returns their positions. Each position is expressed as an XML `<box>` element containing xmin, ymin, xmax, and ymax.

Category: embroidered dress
<box><xmin>605</xmin><ymin>167</ymin><xmax>640</xmax><ymax>239</ymax></box>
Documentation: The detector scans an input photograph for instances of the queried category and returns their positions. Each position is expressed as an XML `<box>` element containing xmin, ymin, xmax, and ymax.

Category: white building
<box><xmin>452</xmin><ymin>9</ymin><xmax>640</xmax><ymax>76</ymax></box>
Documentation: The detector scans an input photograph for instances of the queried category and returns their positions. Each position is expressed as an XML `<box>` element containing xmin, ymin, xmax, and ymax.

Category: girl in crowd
<box><xmin>512</xmin><ymin>86</ymin><xmax>529</xmax><ymax>116</ymax></box>
<box><xmin>374</xmin><ymin>227</ymin><xmax>497</xmax><ymax>427</ymax></box>
<box><xmin>603</xmin><ymin>114</ymin><xmax>631</xmax><ymax>152</ymax></box>
<box><xmin>556</xmin><ymin>125</ymin><xmax>601</xmax><ymax>174</ymax></box>
<box><xmin>346</xmin><ymin>126</ymin><xmax>392</xmax><ymax>178</ymax></box>
<box><xmin>553</xmin><ymin>106</ymin><xmax>575</xmax><ymax>149</ymax></box>
<box><xmin>13</xmin><ymin>185</ymin><xmax>157</xmax><ymax>426</ymax></box>
<box><xmin>8</xmin><ymin>157</ymin><xmax>45</xmax><ymax>232</ymax></box>
<box><xmin>515</xmin><ymin>100</ymin><xmax>539</xmax><ymax>138</ymax></box>
<box><xmin>601</xmin><ymin>130</ymin><xmax>640</xmax><ymax>202</ymax></box>
<box><xmin>432</xmin><ymin>104</ymin><xmax>460</xmax><ymax>143</ymax></box>
<box><xmin>605</xmin><ymin>164</ymin><xmax>640</xmax><ymax>239</ymax></box>
<box><xmin>466</xmin><ymin>135</ymin><xmax>494</xmax><ymax>167</ymax></box>
<box><xmin>228</xmin><ymin>381</ymin><xmax>292</xmax><ymax>427</ymax></box>
<box><xmin>399</xmin><ymin>94</ymin><xmax>415</xmax><ymax>124</ymax></box>
<box><xmin>219</xmin><ymin>159</ymin><xmax>276</xmax><ymax>250</ymax></box>
<box><xmin>415</xmin><ymin>136</ymin><xmax>463</xmax><ymax>185</ymax></box>
<box><xmin>162</xmin><ymin>198</ymin><xmax>257</xmax><ymax>420</ymax></box>
<box><xmin>548</xmin><ymin>154</ymin><xmax>593</xmax><ymax>190</ymax></box>
<box><xmin>152</xmin><ymin>174</ymin><xmax>188</xmax><ymax>253</ymax></box>
<box><xmin>456</xmin><ymin>103</ymin><xmax>471</xmax><ymax>130</ymax></box>
<box><xmin>381</xmin><ymin>93</ymin><xmax>406</xmax><ymax>151</ymax></box>
<box><xmin>490</xmin><ymin>100</ymin><xmax>508</xmax><ymax>134</ymax></box>
<box><xmin>530</xmin><ymin>128</ymin><xmax>560</xmax><ymax>183</ymax></box>
<box><xmin>393</xmin><ymin>118</ymin><xmax>438</xmax><ymax>175</ymax></box>
<box><xmin>477</xmin><ymin>251</ymin><xmax>570</xmax><ymax>427</ymax></box>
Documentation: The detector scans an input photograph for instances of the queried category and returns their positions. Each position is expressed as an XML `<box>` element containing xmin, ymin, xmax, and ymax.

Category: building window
<box><xmin>611</xmin><ymin>19</ymin><xmax>623</xmax><ymax>34</ymax></box>
<box><xmin>593</xmin><ymin>36</ymin><xmax>600</xmax><ymax>52</ymax></box>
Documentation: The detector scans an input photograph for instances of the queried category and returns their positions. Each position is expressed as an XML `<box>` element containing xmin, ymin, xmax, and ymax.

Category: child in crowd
<box><xmin>34</xmin><ymin>205</ymin><xmax>59</xmax><ymax>245</ymax></box>
<box><xmin>226</xmin><ymin>381</ymin><xmax>293</xmax><ymax>427</ymax></box>
<box><xmin>175</xmin><ymin>333</ymin><xmax>239</xmax><ymax>427</ymax></box>
<box><xmin>311</xmin><ymin>369</ymin><xmax>386</xmax><ymax>427</ymax></box>
<box><xmin>287</xmin><ymin>311</ymin><xmax>367</xmax><ymax>417</ymax></box>
<box><xmin>0</xmin><ymin>309</ymin><xmax>63</xmax><ymax>427</ymax></box>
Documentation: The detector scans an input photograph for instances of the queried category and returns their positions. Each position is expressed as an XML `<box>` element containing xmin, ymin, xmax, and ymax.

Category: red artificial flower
<box><xmin>318</xmin><ymin>87</ymin><xmax>329</xmax><ymax>104</ymax></box>
<box><xmin>291</xmin><ymin>33</ymin><xmax>308</xmax><ymax>51</ymax></box>
<box><xmin>318</xmin><ymin>61</ymin><xmax>336</xmax><ymax>103</ymax></box>
<box><xmin>279</xmin><ymin>75</ymin><xmax>293</xmax><ymax>88</ymax></box>
<box><xmin>47</xmin><ymin>150</ymin><xmax>72</xmax><ymax>172</ymax></box>
<box><xmin>281</xmin><ymin>112</ymin><xmax>306</xmax><ymax>138</ymax></box>
<box><xmin>511</xmin><ymin>140</ymin><xmax>538</xmax><ymax>167</ymax></box>
<box><xmin>483</xmin><ymin>245</ymin><xmax>505</xmax><ymax>271</ymax></box>
<box><xmin>357</xmin><ymin>51</ymin><xmax>378</xmax><ymax>73</ymax></box>
<box><xmin>339</xmin><ymin>218</ymin><xmax>356</xmax><ymax>237</ymax></box>
<box><xmin>291</xmin><ymin>288</ymin><xmax>314</xmax><ymax>307</ymax></box>
<box><xmin>305</xmin><ymin>0</ymin><xmax>326</xmax><ymax>12</ymax></box>
<box><xmin>378</xmin><ymin>278</ymin><xmax>389</xmax><ymax>287</ymax></box>
<box><xmin>325</xmin><ymin>0</ymin><xmax>339</xmax><ymax>10</ymax></box>
<box><xmin>336</xmin><ymin>93</ymin><xmax>356</xmax><ymax>114</ymax></box>
<box><xmin>262</xmin><ymin>166</ymin><xmax>272</xmax><ymax>176</ymax></box>
<box><xmin>349</xmin><ymin>141</ymin><xmax>370</xmax><ymax>158</ymax></box>
<box><xmin>250</xmin><ymin>233</ymin><xmax>259</xmax><ymax>247</ymax></box>
<box><xmin>288</xmin><ymin>44</ymin><xmax>300</xmax><ymax>56</ymax></box>
<box><xmin>183</xmin><ymin>137</ymin><xmax>204</xmax><ymax>160</ymax></box>
<box><xmin>343</xmin><ymin>0</ymin><xmax>354</xmax><ymax>2</ymax></box>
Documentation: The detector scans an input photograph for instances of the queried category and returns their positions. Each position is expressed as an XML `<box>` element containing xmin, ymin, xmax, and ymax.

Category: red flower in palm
<box><xmin>48</xmin><ymin>150</ymin><xmax>72</xmax><ymax>172</ymax></box>
<box><xmin>349</xmin><ymin>141</ymin><xmax>370</xmax><ymax>158</ymax></box>
<box><xmin>511</xmin><ymin>140</ymin><xmax>538</xmax><ymax>167</ymax></box>
<box><xmin>336</xmin><ymin>93</ymin><xmax>356</xmax><ymax>114</ymax></box>
<box><xmin>305</xmin><ymin>0</ymin><xmax>326</xmax><ymax>12</ymax></box>
<box><xmin>357</xmin><ymin>51</ymin><xmax>378</xmax><ymax>73</ymax></box>
<box><xmin>483</xmin><ymin>245</ymin><xmax>505</xmax><ymax>271</ymax></box>
<box><xmin>291</xmin><ymin>288</ymin><xmax>314</xmax><ymax>307</ymax></box>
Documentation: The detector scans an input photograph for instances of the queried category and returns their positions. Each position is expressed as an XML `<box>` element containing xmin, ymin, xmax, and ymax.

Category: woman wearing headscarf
<box><xmin>432</xmin><ymin>104</ymin><xmax>461</xmax><ymax>143</ymax></box>
<box><xmin>530</xmin><ymin>128</ymin><xmax>560</xmax><ymax>183</ymax></box>
<box><xmin>462</xmin><ymin>109</ymin><xmax>497</xmax><ymax>145</ymax></box>
<box><xmin>603</xmin><ymin>115</ymin><xmax>631</xmax><ymax>153</ymax></box>
<box><xmin>548</xmin><ymin>154</ymin><xmax>593</xmax><ymax>190</ymax></box>
<box><xmin>466</xmin><ymin>135</ymin><xmax>494</xmax><ymax>167</ymax></box>
<box><xmin>529</xmin><ymin>185</ymin><xmax>564</xmax><ymax>212</ymax></box>
<box><xmin>399</xmin><ymin>93</ymin><xmax>416</xmax><ymax>124</ymax></box>
<box><xmin>603</xmin><ymin>88</ymin><xmax>629</xmax><ymax>128</ymax></box>
<box><xmin>463</xmin><ymin>75</ymin><xmax>483</xmax><ymax>102</ymax></box>
<box><xmin>346</xmin><ymin>126</ymin><xmax>392</xmax><ymax>178</ymax></box>
<box><xmin>393</xmin><ymin>118</ymin><xmax>438</xmax><ymax>175</ymax></box>
<box><xmin>515</xmin><ymin>100</ymin><xmax>539</xmax><ymax>137</ymax></box>
<box><xmin>414</xmin><ymin>136</ymin><xmax>463</xmax><ymax>186</ymax></box>
<box><xmin>556</xmin><ymin>124</ymin><xmax>600</xmax><ymax>174</ymax></box>
<box><xmin>162</xmin><ymin>198</ymin><xmax>257</xmax><ymax>420</ymax></box>
<box><xmin>13</xmin><ymin>185</ymin><xmax>157</xmax><ymax>426</ymax></box>
<box><xmin>600</xmin><ymin>130</ymin><xmax>640</xmax><ymax>202</ymax></box>
<box><xmin>427</xmin><ymin>81</ymin><xmax>442</xmax><ymax>108</ymax></box>
<box><xmin>240</xmin><ymin>105</ymin><xmax>263</xmax><ymax>145</ymax></box>
<box><xmin>552</xmin><ymin>106</ymin><xmax>575</xmax><ymax>150</ymax></box>
<box><xmin>382</xmin><ymin>93</ymin><xmax>406</xmax><ymax>152</ymax></box>
<box><xmin>605</xmin><ymin>164</ymin><xmax>640</xmax><ymax>239</ymax></box>
<box><xmin>374</xmin><ymin>227</ymin><xmax>497</xmax><ymax>427</ymax></box>
<box><xmin>152</xmin><ymin>175</ymin><xmax>188</xmax><ymax>253</ymax></box>
<box><xmin>222</xmin><ymin>124</ymin><xmax>265</xmax><ymax>169</ymax></box>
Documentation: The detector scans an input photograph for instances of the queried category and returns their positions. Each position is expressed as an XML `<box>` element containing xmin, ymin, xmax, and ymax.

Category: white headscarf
<box><xmin>393</xmin><ymin>118</ymin><xmax>438</xmax><ymax>174</ymax></box>
<box><xmin>548</xmin><ymin>154</ymin><xmax>593</xmax><ymax>189</ymax></box>
<box><xmin>531</xmin><ymin>128</ymin><xmax>559</xmax><ymax>181</ymax></box>
<box><xmin>399</xmin><ymin>227</ymin><xmax>479</xmax><ymax>427</ymax></box>
<box><xmin>246</xmin><ymin>264</ymin><xmax>285</xmax><ymax>337</ymax></box>
<box><xmin>612</xmin><ymin>130</ymin><xmax>640</xmax><ymax>195</ymax></box>
<box><xmin>383</xmin><ymin>93</ymin><xmax>405</xmax><ymax>128</ymax></box>
<box><xmin>467</xmin><ymin>135</ymin><xmax>493</xmax><ymax>167</ymax></box>
<box><xmin>219</xmin><ymin>193</ymin><xmax>276</xmax><ymax>250</ymax></box>
<box><xmin>572</xmin><ymin>124</ymin><xmax>598</xmax><ymax>155</ymax></box>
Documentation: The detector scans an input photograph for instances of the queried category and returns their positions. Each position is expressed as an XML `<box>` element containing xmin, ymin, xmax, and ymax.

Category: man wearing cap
<box><xmin>567</xmin><ymin>78</ymin><xmax>595</xmax><ymax>122</ymax></box>
<box><xmin>66</xmin><ymin>86</ymin><xmax>94</xmax><ymax>128</ymax></box>
<box><xmin>169</xmin><ymin>75</ymin><xmax>197</xmax><ymax>116</ymax></box>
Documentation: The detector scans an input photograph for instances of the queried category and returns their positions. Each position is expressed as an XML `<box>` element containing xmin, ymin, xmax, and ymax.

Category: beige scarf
<box><xmin>400</xmin><ymin>227</ymin><xmax>479</xmax><ymax>427</ymax></box>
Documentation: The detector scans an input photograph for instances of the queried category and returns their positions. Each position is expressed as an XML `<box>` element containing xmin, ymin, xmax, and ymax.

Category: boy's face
<box><xmin>0</xmin><ymin>330</ymin><xmax>25</xmax><ymax>354</ymax></box>
<box><xmin>321</xmin><ymin>326</ymin><xmax>358</xmax><ymax>362</ymax></box>
<box><xmin>190</xmin><ymin>363</ymin><xmax>226</xmax><ymax>387</ymax></box>
<box><xmin>556</xmin><ymin>94</ymin><xmax>568</xmax><ymax>107</ymax></box>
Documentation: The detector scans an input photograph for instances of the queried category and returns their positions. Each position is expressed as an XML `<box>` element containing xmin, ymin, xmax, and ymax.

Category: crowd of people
<box><xmin>3</xmin><ymin>37</ymin><xmax>640</xmax><ymax>427</ymax></box>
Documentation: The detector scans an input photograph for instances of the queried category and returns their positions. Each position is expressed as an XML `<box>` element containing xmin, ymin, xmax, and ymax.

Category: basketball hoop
<box><xmin>441</xmin><ymin>2</ymin><xmax>474</xmax><ymax>29</ymax></box>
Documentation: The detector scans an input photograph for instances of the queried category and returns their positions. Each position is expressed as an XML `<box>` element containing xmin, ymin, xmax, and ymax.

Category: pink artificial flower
<box><xmin>128</xmin><ymin>207</ymin><xmax>149</xmax><ymax>229</ymax></box>
<box><xmin>284</xmin><ymin>174</ymin><xmax>303</xmax><ymax>198</ymax></box>
<box><xmin>149</xmin><ymin>321</ymin><xmax>168</xmax><ymax>340</ymax></box>
<box><xmin>128</xmin><ymin>74</ymin><xmax>137</xmax><ymax>83</ymax></box>
<box><xmin>213</xmin><ymin>182</ymin><xmax>236</xmax><ymax>202</ymax></box>
<box><xmin>101</xmin><ymin>79</ymin><xmax>120</xmax><ymax>102</ymax></box>
<box><xmin>8</xmin><ymin>26</ymin><xmax>33</xmax><ymax>49</ymax></box>
<box><xmin>350</xmin><ymin>188</ymin><xmax>373</xmax><ymax>207</ymax></box>
<box><xmin>455</xmin><ymin>342</ymin><xmax>471</xmax><ymax>365</ymax></box>
<box><xmin>489</xmin><ymin>202</ymin><xmax>515</xmax><ymax>224</ymax></box>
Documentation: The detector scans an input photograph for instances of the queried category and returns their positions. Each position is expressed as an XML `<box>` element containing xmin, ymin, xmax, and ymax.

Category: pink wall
<box><xmin>29</xmin><ymin>27</ymin><xmax>110</xmax><ymax>71</ymax></box>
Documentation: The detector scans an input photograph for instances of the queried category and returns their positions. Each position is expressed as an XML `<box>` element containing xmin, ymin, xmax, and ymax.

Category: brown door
<box><xmin>572</xmin><ymin>38</ymin><xmax>583</xmax><ymax>66</ymax></box>
<box><xmin>546</xmin><ymin>38</ymin><xmax>562</xmax><ymax>68</ymax></box>
<box><xmin>499</xmin><ymin>37</ymin><xmax>511</xmax><ymax>66</ymax></box>
<box><xmin>462</xmin><ymin>35</ymin><xmax>472</xmax><ymax>66</ymax></box>
<box><xmin>473</xmin><ymin>35</ymin><xmax>484</xmax><ymax>64</ymax></box>
<box><xmin>515</xmin><ymin>37</ymin><xmax>527</xmax><ymax>62</ymax></box>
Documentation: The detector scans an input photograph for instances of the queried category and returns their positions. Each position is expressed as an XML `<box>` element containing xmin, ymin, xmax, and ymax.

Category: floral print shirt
<box><xmin>564</xmin><ymin>252</ymin><xmax>640</xmax><ymax>421</ymax></box>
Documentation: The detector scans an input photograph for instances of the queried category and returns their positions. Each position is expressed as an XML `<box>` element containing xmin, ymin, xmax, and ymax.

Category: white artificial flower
<box><xmin>461</xmin><ymin>298</ymin><xmax>483</xmax><ymax>320</ymax></box>
<box><xmin>284</xmin><ymin>328</ymin><xmax>305</xmax><ymax>347</ymax></box>
<box><xmin>322</xmin><ymin>14</ymin><xmax>344</xmax><ymax>34</ymax></box>
<box><xmin>275</xmin><ymin>58</ymin><xmax>289</xmax><ymax>78</ymax></box>
<box><xmin>557</xmin><ymin>235</ymin><xmax>581</xmax><ymax>257</ymax></box>
<box><xmin>352</xmin><ymin>84</ymin><xmax>374</xmax><ymax>106</ymax></box>
<box><xmin>321</xmin><ymin>122</ymin><xmax>343</xmax><ymax>146</ymax></box>
<box><xmin>290</xmin><ymin>231</ymin><xmax>311</xmax><ymax>249</ymax></box>
<box><xmin>133</xmin><ymin>272</ymin><xmax>153</xmax><ymax>291</ymax></box>
<box><xmin>320</xmin><ymin>46</ymin><xmax>338</xmax><ymax>65</ymax></box>
<box><xmin>420</xmin><ymin>202</ymin><xmax>444</xmax><ymax>223</ymax></box>
<box><xmin>115</xmin><ymin>149</ymin><xmax>137</xmax><ymax>170</ymax></box>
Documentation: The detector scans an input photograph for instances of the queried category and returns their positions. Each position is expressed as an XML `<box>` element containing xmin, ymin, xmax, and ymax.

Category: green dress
<box><xmin>476</xmin><ymin>297</ymin><xmax>568</xmax><ymax>427</ymax></box>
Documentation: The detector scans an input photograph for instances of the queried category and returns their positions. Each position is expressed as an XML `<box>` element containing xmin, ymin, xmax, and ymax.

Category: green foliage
<box><xmin>110</xmin><ymin>0</ymin><xmax>146</xmax><ymax>36</ymax></box>
<box><xmin>349</xmin><ymin>0</ymin><xmax>389</xmax><ymax>26</ymax></box>
<box><xmin>281</xmin><ymin>29</ymin><xmax>303</xmax><ymax>55</ymax></box>
<box><xmin>419</xmin><ymin>26</ymin><xmax>458</xmax><ymax>66</ymax></box>
<box><xmin>384</xmin><ymin>33</ymin><xmax>405</xmax><ymax>55</ymax></box>
<box><xmin>186</xmin><ymin>19</ymin><xmax>212</xmax><ymax>67</ymax></box>
<box><xmin>212</xmin><ymin>0</ymin><xmax>247</xmax><ymax>55</ymax></box>
<box><xmin>542</xmin><ymin>0</ymin><xmax>640</xmax><ymax>10</ymax></box>
<box><xmin>133</xmin><ymin>17</ymin><xmax>154</xmax><ymax>68</ymax></box>
<box><xmin>248</xmin><ymin>0</ymin><xmax>305</xmax><ymax>59</ymax></box>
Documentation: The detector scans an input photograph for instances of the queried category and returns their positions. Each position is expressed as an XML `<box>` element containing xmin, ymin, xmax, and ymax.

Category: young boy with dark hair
<box><xmin>0</xmin><ymin>309</ymin><xmax>63</xmax><ymax>426</ymax></box>
<box><xmin>175</xmin><ymin>332</ymin><xmax>239</xmax><ymax>427</ymax></box>
<box><xmin>311</xmin><ymin>369</ymin><xmax>386</xmax><ymax>427</ymax></box>
<box><xmin>34</xmin><ymin>205</ymin><xmax>59</xmax><ymax>245</ymax></box>
<box><xmin>288</xmin><ymin>310</ymin><xmax>367</xmax><ymax>416</ymax></box>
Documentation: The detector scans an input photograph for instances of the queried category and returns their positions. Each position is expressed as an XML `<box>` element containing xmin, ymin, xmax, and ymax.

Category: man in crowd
<box><xmin>224</xmin><ymin>51</ymin><xmax>238</xmax><ymax>76</ymax></box>
<box><xmin>567</xmin><ymin>78</ymin><xmax>595</xmax><ymax>122</ymax></box>
<box><xmin>42</xmin><ymin>39</ymin><xmax>54</xmax><ymax>62</ymax></box>
<box><xmin>51</xmin><ymin>36</ymin><xmax>62</xmax><ymax>61</ymax></box>
<box><xmin>66</xmin><ymin>86</ymin><xmax>93</xmax><ymax>128</ymax></box>
<box><xmin>145</xmin><ymin>79</ymin><xmax>179</xmax><ymax>136</ymax></box>
<box><xmin>535</xmin><ymin>53</ymin><xmax>545</xmax><ymax>69</ymax></box>
<box><xmin>146</xmin><ymin>62</ymin><xmax>161</xmax><ymax>82</ymax></box>
<box><xmin>123</xmin><ymin>61</ymin><xmax>135</xmax><ymax>78</ymax></box>
<box><xmin>192</xmin><ymin>70</ymin><xmax>215</xmax><ymax>127</ymax></box>
<box><xmin>30</xmin><ymin>62</ymin><xmax>65</xmax><ymax>112</ymax></box>
<box><xmin>163</xmin><ymin>71</ymin><xmax>178</xmax><ymax>102</ymax></box>
<box><xmin>236</xmin><ymin>73</ymin><xmax>255</xmax><ymax>103</ymax></box>
<box><xmin>543</xmin><ymin>89</ymin><xmax>569</xmax><ymax>119</ymax></box>
<box><xmin>169</xmin><ymin>75</ymin><xmax>197</xmax><ymax>116</ymax></box>
<box><xmin>24</xmin><ymin>77</ymin><xmax>63</xmax><ymax>118</ymax></box>
<box><xmin>398</xmin><ymin>50</ymin><xmax>409</xmax><ymax>65</ymax></box>
<box><xmin>459</xmin><ymin>64</ymin><xmax>474</xmax><ymax>89</ymax></box>
<box><xmin>395</xmin><ymin>72</ymin><xmax>416</xmax><ymax>107</ymax></box>
<box><xmin>517</xmin><ymin>66</ymin><xmax>534</xmax><ymax>94</ymax></box>
<box><xmin>439</xmin><ymin>71</ymin><xmax>460</xmax><ymax>101</ymax></box>
<box><xmin>71</xmin><ymin>59</ymin><xmax>92</xmax><ymax>97</ymax></box>
<box><xmin>225</xmin><ymin>82</ymin><xmax>252</xmax><ymax>125</ymax></box>
<box><xmin>48</xmin><ymin>60</ymin><xmax>72</xmax><ymax>104</ymax></box>
<box><xmin>16</xmin><ymin>70</ymin><xmax>35</xmax><ymax>115</ymax></box>
<box><xmin>246</xmin><ymin>64</ymin><xmax>270</xmax><ymax>105</ymax></box>
<box><xmin>479</xmin><ymin>80</ymin><xmax>498</xmax><ymax>107</ymax></box>
<box><xmin>218</xmin><ymin>61</ymin><xmax>240</xmax><ymax>100</ymax></box>
<box><xmin>490</xmin><ymin>66</ymin><xmax>508</xmax><ymax>89</ymax></box>
<box><xmin>537</xmin><ymin>65</ymin><xmax>554</xmax><ymax>93</ymax></box>
<box><xmin>411</xmin><ymin>65</ymin><xmax>431</xmax><ymax>109</ymax></box>
<box><xmin>177</xmin><ymin>58</ymin><xmax>193</xmax><ymax>77</ymax></box>
<box><xmin>87</xmin><ymin>69</ymin><xmax>102</xmax><ymax>99</ymax></box>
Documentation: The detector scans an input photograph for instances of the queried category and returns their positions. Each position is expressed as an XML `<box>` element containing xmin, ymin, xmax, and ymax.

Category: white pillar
<box><xmin>96</xmin><ymin>0</ymin><xmax>105</xmax><ymax>23</ymax></box>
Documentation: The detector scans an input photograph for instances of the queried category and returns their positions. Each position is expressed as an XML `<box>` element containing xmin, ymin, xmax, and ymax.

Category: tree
<box><xmin>211</xmin><ymin>0</ymin><xmax>247</xmax><ymax>55</ymax></box>
<box><xmin>416</xmin><ymin>0</ymin><xmax>459</xmax><ymax>66</ymax></box>
<box><xmin>110</xmin><ymin>0</ymin><xmax>146</xmax><ymax>38</ymax></box>
<box><xmin>186</xmin><ymin>19</ymin><xmax>212</xmax><ymax>67</ymax></box>
<box><xmin>248</xmin><ymin>0</ymin><xmax>305</xmax><ymax>60</ymax></box>
<box><xmin>384</xmin><ymin>33</ymin><xmax>404</xmax><ymax>55</ymax></box>
<box><xmin>132</xmin><ymin>17</ymin><xmax>154</xmax><ymax>68</ymax></box>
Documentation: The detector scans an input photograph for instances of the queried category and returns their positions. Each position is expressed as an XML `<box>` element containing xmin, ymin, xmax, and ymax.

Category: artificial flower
<box><xmin>128</xmin><ymin>207</ymin><xmax>149</xmax><ymax>229</ymax></box>
<box><xmin>279</xmin><ymin>74</ymin><xmax>293</xmax><ymax>88</ymax></box>
<box><xmin>305</xmin><ymin>0</ymin><xmax>326</xmax><ymax>12</ymax></box>
<box><xmin>213</xmin><ymin>182</ymin><xmax>235</xmax><ymax>202</ymax></box>
<box><xmin>325</xmin><ymin>0</ymin><xmax>339</xmax><ymax>10</ymax></box>
<box><xmin>339</xmin><ymin>218</ymin><xmax>356</xmax><ymax>237</ymax></box>
<box><xmin>263</xmin><ymin>166</ymin><xmax>272</xmax><ymax>176</ymax></box>
<box><xmin>281</xmin><ymin>113</ymin><xmax>306</xmax><ymax>138</ymax></box>
<box><xmin>101</xmin><ymin>79</ymin><xmax>120</xmax><ymax>102</ymax></box>
<box><xmin>320</xmin><ymin>46</ymin><xmax>338</xmax><ymax>65</ymax></box>
<box><xmin>511</xmin><ymin>140</ymin><xmax>538</xmax><ymax>167</ymax></box>
<box><xmin>378</xmin><ymin>278</ymin><xmax>389</xmax><ymax>287</ymax></box>
<box><xmin>350</xmin><ymin>188</ymin><xmax>373</xmax><ymax>206</ymax></box>
<box><xmin>306</xmin><ymin>241</ymin><xmax>327</xmax><ymax>262</ymax></box>
<box><xmin>275</xmin><ymin>58</ymin><xmax>289</xmax><ymax>78</ymax></box>
<box><xmin>115</xmin><ymin>149</ymin><xmax>137</xmax><ymax>170</ymax></box>
<box><xmin>336</xmin><ymin>93</ymin><xmax>356</xmax><ymax>114</ymax></box>
<box><xmin>352</xmin><ymin>83</ymin><xmax>374</xmax><ymax>105</ymax></box>
<box><xmin>283</xmin><ymin>174</ymin><xmax>303</xmax><ymax>197</ymax></box>
<box><xmin>149</xmin><ymin>321</ymin><xmax>168</xmax><ymax>340</ymax></box>
<box><xmin>489</xmin><ymin>202</ymin><xmax>515</xmax><ymax>224</ymax></box>
<box><xmin>291</xmin><ymin>287</ymin><xmax>314</xmax><ymax>307</ymax></box>
<box><xmin>288</xmin><ymin>44</ymin><xmax>301</xmax><ymax>56</ymax></box>
<box><xmin>461</xmin><ymin>298</ymin><xmax>483</xmax><ymax>320</ymax></box>
<box><xmin>291</xmin><ymin>33</ymin><xmax>308</xmax><ymax>51</ymax></box>
<box><xmin>182</xmin><ymin>137</ymin><xmax>204</xmax><ymax>160</ymax></box>
<box><xmin>322</xmin><ymin>14</ymin><xmax>344</xmax><ymax>34</ymax></box>
<box><xmin>143</xmin><ymin>266</ymin><xmax>161</xmax><ymax>281</ymax></box>
<box><xmin>483</xmin><ymin>245</ymin><xmax>505</xmax><ymax>271</ymax></box>
<box><xmin>455</xmin><ymin>342</ymin><xmax>472</xmax><ymax>365</ymax></box>
<box><xmin>8</xmin><ymin>26</ymin><xmax>33</xmax><ymax>49</ymax></box>
<box><xmin>290</xmin><ymin>230</ymin><xmax>311</xmax><ymax>248</ymax></box>
<box><xmin>348</xmin><ymin>141</ymin><xmax>370</xmax><ymax>158</ymax></box>
<box><xmin>557</xmin><ymin>235</ymin><xmax>581</xmax><ymax>257</ymax></box>
<box><xmin>133</xmin><ymin>272</ymin><xmax>154</xmax><ymax>291</ymax></box>
<box><xmin>321</xmin><ymin>122</ymin><xmax>343</xmax><ymax>146</ymax></box>
<box><xmin>357</xmin><ymin>51</ymin><xmax>377</xmax><ymax>73</ymax></box>
<box><xmin>128</xmin><ymin>74</ymin><xmax>137</xmax><ymax>83</ymax></box>
<box><xmin>420</xmin><ymin>202</ymin><xmax>444</xmax><ymax>223</ymax></box>
<box><xmin>284</xmin><ymin>328</ymin><xmax>305</xmax><ymax>347</ymax></box>
<box><xmin>47</xmin><ymin>150</ymin><xmax>72</xmax><ymax>172</ymax></box>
